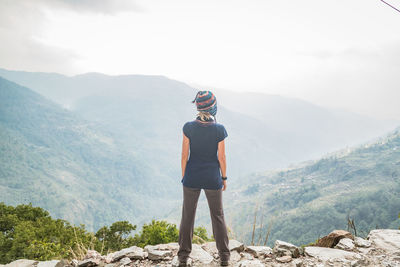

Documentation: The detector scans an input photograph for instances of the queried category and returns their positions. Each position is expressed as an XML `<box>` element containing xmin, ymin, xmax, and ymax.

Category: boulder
<box><xmin>245</xmin><ymin>246</ymin><xmax>273</xmax><ymax>258</ymax></box>
<box><xmin>230</xmin><ymin>250</ymin><xmax>242</xmax><ymax>262</ymax></box>
<box><xmin>144</xmin><ymin>244</ymin><xmax>173</xmax><ymax>260</ymax></box>
<box><xmin>5</xmin><ymin>260</ymin><xmax>38</xmax><ymax>267</ymax></box>
<box><xmin>117</xmin><ymin>257</ymin><xmax>131</xmax><ymax>266</ymax></box>
<box><xmin>77</xmin><ymin>258</ymin><xmax>101</xmax><ymax>267</ymax></box>
<box><xmin>276</xmin><ymin>255</ymin><xmax>292</xmax><ymax>263</ymax></box>
<box><xmin>229</xmin><ymin>239</ymin><xmax>245</xmax><ymax>252</ymax></box>
<box><xmin>354</xmin><ymin>236</ymin><xmax>371</xmax><ymax>248</ymax></box>
<box><xmin>334</xmin><ymin>238</ymin><xmax>355</xmax><ymax>251</ymax></box>
<box><xmin>146</xmin><ymin>249</ymin><xmax>172</xmax><ymax>261</ymax></box>
<box><xmin>171</xmin><ymin>256</ymin><xmax>192</xmax><ymax>267</ymax></box>
<box><xmin>367</xmin><ymin>229</ymin><xmax>400</xmax><ymax>253</ymax></box>
<box><xmin>188</xmin><ymin>244</ymin><xmax>214</xmax><ymax>264</ymax></box>
<box><xmin>201</xmin><ymin>241</ymin><xmax>218</xmax><ymax>256</ymax></box>
<box><xmin>273</xmin><ymin>240</ymin><xmax>300</xmax><ymax>258</ymax></box>
<box><xmin>110</xmin><ymin>246</ymin><xmax>147</xmax><ymax>262</ymax></box>
<box><xmin>315</xmin><ymin>230</ymin><xmax>354</xmax><ymax>248</ymax></box>
<box><xmin>37</xmin><ymin>261</ymin><xmax>61</xmax><ymax>267</ymax></box>
<box><xmin>304</xmin><ymin>246</ymin><xmax>361</xmax><ymax>261</ymax></box>
<box><xmin>84</xmin><ymin>250</ymin><xmax>102</xmax><ymax>260</ymax></box>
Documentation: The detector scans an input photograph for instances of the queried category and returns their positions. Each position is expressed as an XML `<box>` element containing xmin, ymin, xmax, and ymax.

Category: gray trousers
<box><xmin>177</xmin><ymin>185</ymin><xmax>230</xmax><ymax>262</ymax></box>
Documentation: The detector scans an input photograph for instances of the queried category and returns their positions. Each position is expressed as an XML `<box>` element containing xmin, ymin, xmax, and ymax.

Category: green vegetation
<box><xmin>0</xmin><ymin>77</ymin><xmax>174</xmax><ymax>231</ymax></box>
<box><xmin>0</xmin><ymin>202</ymin><xmax>211</xmax><ymax>264</ymax></box>
<box><xmin>226</xmin><ymin>128</ymin><xmax>400</xmax><ymax>246</ymax></box>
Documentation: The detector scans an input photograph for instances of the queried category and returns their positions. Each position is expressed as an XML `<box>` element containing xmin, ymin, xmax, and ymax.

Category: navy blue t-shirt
<box><xmin>181</xmin><ymin>119</ymin><xmax>228</xmax><ymax>190</ymax></box>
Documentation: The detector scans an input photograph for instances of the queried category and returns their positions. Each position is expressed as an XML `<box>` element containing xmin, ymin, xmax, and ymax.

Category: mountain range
<box><xmin>1</xmin><ymin>68</ymin><xmax>399</xmax><ymax>244</ymax></box>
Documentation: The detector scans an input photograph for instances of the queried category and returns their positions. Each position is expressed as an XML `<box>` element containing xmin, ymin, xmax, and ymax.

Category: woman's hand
<box><xmin>222</xmin><ymin>180</ymin><xmax>227</xmax><ymax>191</ymax></box>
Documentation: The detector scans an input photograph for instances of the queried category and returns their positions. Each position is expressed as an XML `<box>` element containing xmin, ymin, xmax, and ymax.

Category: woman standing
<box><xmin>177</xmin><ymin>91</ymin><xmax>230</xmax><ymax>266</ymax></box>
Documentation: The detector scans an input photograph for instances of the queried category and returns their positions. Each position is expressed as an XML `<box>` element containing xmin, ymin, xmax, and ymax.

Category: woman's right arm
<box><xmin>218</xmin><ymin>140</ymin><xmax>227</xmax><ymax>191</ymax></box>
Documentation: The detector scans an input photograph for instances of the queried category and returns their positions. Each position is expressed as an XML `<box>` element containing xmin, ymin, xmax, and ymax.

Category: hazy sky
<box><xmin>0</xmin><ymin>0</ymin><xmax>399</xmax><ymax>120</ymax></box>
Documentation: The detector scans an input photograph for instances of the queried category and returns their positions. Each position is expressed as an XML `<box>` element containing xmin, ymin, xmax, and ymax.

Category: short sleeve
<box><xmin>217</xmin><ymin>124</ymin><xmax>228</xmax><ymax>142</ymax></box>
<box><xmin>183</xmin><ymin>122</ymin><xmax>191</xmax><ymax>138</ymax></box>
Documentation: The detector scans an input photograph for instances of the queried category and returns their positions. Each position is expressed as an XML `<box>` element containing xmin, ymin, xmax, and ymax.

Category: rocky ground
<box><xmin>2</xmin><ymin>229</ymin><xmax>400</xmax><ymax>267</ymax></box>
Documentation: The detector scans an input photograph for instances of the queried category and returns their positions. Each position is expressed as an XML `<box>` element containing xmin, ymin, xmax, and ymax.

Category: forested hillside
<box><xmin>224</xmin><ymin>127</ymin><xmax>400</xmax><ymax>246</ymax></box>
<box><xmin>0</xmin><ymin>77</ymin><xmax>175</xmax><ymax>230</ymax></box>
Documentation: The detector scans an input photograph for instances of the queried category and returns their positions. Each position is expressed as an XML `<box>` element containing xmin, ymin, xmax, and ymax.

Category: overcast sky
<box><xmin>0</xmin><ymin>0</ymin><xmax>399</xmax><ymax>120</ymax></box>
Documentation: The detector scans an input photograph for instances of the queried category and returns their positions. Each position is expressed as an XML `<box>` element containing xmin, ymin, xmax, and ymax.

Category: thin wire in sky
<box><xmin>380</xmin><ymin>0</ymin><xmax>400</xmax><ymax>13</ymax></box>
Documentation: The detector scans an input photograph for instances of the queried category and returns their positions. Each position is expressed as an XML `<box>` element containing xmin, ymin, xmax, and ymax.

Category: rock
<box><xmin>55</xmin><ymin>260</ymin><xmax>70</xmax><ymax>267</ymax></box>
<box><xmin>292</xmin><ymin>258</ymin><xmax>303</xmax><ymax>267</ymax></box>
<box><xmin>354</xmin><ymin>236</ymin><xmax>371</xmax><ymax>248</ymax></box>
<box><xmin>189</xmin><ymin>244</ymin><xmax>214</xmax><ymax>264</ymax></box>
<box><xmin>240</xmin><ymin>252</ymin><xmax>255</xmax><ymax>260</ymax></box>
<box><xmin>367</xmin><ymin>229</ymin><xmax>400</xmax><ymax>253</ymax></box>
<box><xmin>229</xmin><ymin>239</ymin><xmax>245</xmax><ymax>252</ymax></box>
<box><xmin>171</xmin><ymin>256</ymin><xmax>192</xmax><ymax>267</ymax></box>
<box><xmin>117</xmin><ymin>257</ymin><xmax>130</xmax><ymax>266</ymax></box>
<box><xmin>5</xmin><ymin>260</ymin><xmax>38</xmax><ymax>267</ymax></box>
<box><xmin>111</xmin><ymin>246</ymin><xmax>147</xmax><ymax>262</ymax></box>
<box><xmin>201</xmin><ymin>241</ymin><xmax>218</xmax><ymax>255</ymax></box>
<box><xmin>236</xmin><ymin>259</ymin><xmax>265</xmax><ymax>267</ymax></box>
<box><xmin>77</xmin><ymin>258</ymin><xmax>101</xmax><ymax>267</ymax></box>
<box><xmin>84</xmin><ymin>250</ymin><xmax>102</xmax><ymax>260</ymax></box>
<box><xmin>245</xmin><ymin>246</ymin><xmax>273</xmax><ymax>258</ymax></box>
<box><xmin>276</xmin><ymin>255</ymin><xmax>292</xmax><ymax>263</ymax></box>
<box><xmin>334</xmin><ymin>238</ymin><xmax>355</xmax><ymax>251</ymax></box>
<box><xmin>146</xmin><ymin>249</ymin><xmax>172</xmax><ymax>260</ymax></box>
<box><xmin>273</xmin><ymin>240</ymin><xmax>300</xmax><ymax>258</ymax></box>
<box><xmin>304</xmin><ymin>246</ymin><xmax>362</xmax><ymax>261</ymax></box>
<box><xmin>71</xmin><ymin>260</ymin><xmax>79</xmax><ymax>267</ymax></box>
<box><xmin>231</xmin><ymin>250</ymin><xmax>242</xmax><ymax>262</ymax></box>
<box><xmin>36</xmin><ymin>261</ymin><xmax>61</xmax><ymax>267</ymax></box>
<box><xmin>315</xmin><ymin>230</ymin><xmax>354</xmax><ymax>248</ymax></box>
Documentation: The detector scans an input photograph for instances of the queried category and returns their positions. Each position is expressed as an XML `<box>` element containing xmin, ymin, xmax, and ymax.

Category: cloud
<box><xmin>0</xmin><ymin>0</ymin><xmax>142</xmax><ymax>74</ymax></box>
<box><xmin>41</xmin><ymin>0</ymin><xmax>143</xmax><ymax>15</ymax></box>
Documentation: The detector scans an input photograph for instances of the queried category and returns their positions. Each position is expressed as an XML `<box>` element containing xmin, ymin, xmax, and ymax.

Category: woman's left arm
<box><xmin>181</xmin><ymin>132</ymin><xmax>190</xmax><ymax>178</ymax></box>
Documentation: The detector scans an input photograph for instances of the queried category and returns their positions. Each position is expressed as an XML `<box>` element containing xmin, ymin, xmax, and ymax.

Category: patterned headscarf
<box><xmin>191</xmin><ymin>90</ymin><xmax>217</xmax><ymax>117</ymax></box>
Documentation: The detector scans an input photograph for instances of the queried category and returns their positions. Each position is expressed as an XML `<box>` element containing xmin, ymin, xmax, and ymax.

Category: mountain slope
<box><xmin>223</xmin><ymin>127</ymin><xmax>400</xmax><ymax>246</ymax></box>
<box><xmin>0</xmin><ymin>76</ymin><xmax>174</xmax><ymax>230</ymax></box>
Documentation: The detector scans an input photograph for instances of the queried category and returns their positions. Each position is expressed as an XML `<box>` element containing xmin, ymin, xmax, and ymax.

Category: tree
<box><xmin>133</xmin><ymin>219</ymin><xmax>179</xmax><ymax>247</ymax></box>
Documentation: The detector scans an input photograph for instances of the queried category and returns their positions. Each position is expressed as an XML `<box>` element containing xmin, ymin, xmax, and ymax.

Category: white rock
<box><xmin>229</xmin><ymin>239</ymin><xmax>245</xmax><ymax>252</ymax></box>
<box><xmin>273</xmin><ymin>240</ymin><xmax>300</xmax><ymax>257</ymax></box>
<box><xmin>111</xmin><ymin>245</ymin><xmax>147</xmax><ymax>262</ymax></box>
<box><xmin>245</xmin><ymin>246</ymin><xmax>273</xmax><ymax>258</ymax></box>
<box><xmin>201</xmin><ymin>241</ymin><xmax>218</xmax><ymax>255</ymax></box>
<box><xmin>84</xmin><ymin>250</ymin><xmax>102</xmax><ymax>260</ymax></box>
<box><xmin>189</xmin><ymin>244</ymin><xmax>214</xmax><ymax>264</ymax></box>
<box><xmin>367</xmin><ymin>229</ymin><xmax>400</xmax><ymax>253</ymax></box>
<box><xmin>145</xmin><ymin>248</ymin><xmax>172</xmax><ymax>260</ymax></box>
<box><xmin>335</xmin><ymin>238</ymin><xmax>355</xmax><ymax>250</ymax></box>
<box><xmin>171</xmin><ymin>256</ymin><xmax>193</xmax><ymax>267</ymax></box>
<box><xmin>304</xmin><ymin>246</ymin><xmax>362</xmax><ymax>261</ymax></box>
<box><xmin>118</xmin><ymin>257</ymin><xmax>131</xmax><ymax>266</ymax></box>
<box><xmin>36</xmin><ymin>260</ymin><xmax>60</xmax><ymax>267</ymax></box>
<box><xmin>5</xmin><ymin>260</ymin><xmax>38</xmax><ymax>267</ymax></box>
<box><xmin>236</xmin><ymin>259</ymin><xmax>265</xmax><ymax>267</ymax></box>
<box><xmin>354</xmin><ymin>237</ymin><xmax>371</xmax><ymax>248</ymax></box>
<box><xmin>276</xmin><ymin>255</ymin><xmax>292</xmax><ymax>263</ymax></box>
<box><xmin>231</xmin><ymin>250</ymin><xmax>242</xmax><ymax>262</ymax></box>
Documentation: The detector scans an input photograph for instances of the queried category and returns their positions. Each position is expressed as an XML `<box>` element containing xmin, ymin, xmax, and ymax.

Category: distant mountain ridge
<box><xmin>0</xmin><ymin>67</ymin><xmax>397</xmax><ymax>178</ymax></box>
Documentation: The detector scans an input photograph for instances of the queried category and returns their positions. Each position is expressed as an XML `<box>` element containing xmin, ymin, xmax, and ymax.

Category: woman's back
<box><xmin>181</xmin><ymin>118</ymin><xmax>228</xmax><ymax>190</ymax></box>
